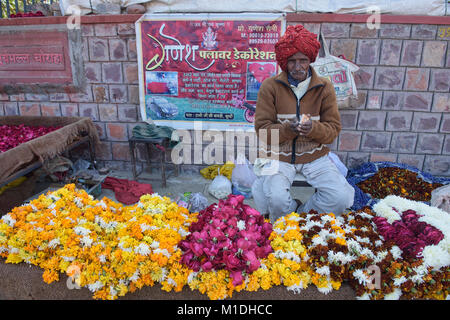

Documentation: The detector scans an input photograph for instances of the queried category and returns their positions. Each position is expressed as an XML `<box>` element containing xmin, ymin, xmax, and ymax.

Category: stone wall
<box><xmin>0</xmin><ymin>14</ymin><xmax>449</xmax><ymax>176</ymax></box>
<box><xmin>290</xmin><ymin>19</ymin><xmax>450</xmax><ymax>177</ymax></box>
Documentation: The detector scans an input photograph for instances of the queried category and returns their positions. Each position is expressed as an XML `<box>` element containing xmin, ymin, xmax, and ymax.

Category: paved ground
<box><xmin>0</xmin><ymin>167</ymin><xmax>356</xmax><ymax>300</ymax></box>
<box><xmin>100</xmin><ymin>168</ymin><xmax>317</xmax><ymax>210</ymax></box>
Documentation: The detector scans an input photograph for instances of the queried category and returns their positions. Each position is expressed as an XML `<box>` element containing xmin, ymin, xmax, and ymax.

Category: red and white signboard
<box><xmin>136</xmin><ymin>13</ymin><xmax>285</xmax><ymax>130</ymax></box>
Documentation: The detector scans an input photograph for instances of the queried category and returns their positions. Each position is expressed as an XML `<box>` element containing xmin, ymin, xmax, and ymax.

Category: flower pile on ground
<box><xmin>179</xmin><ymin>194</ymin><xmax>273</xmax><ymax>296</ymax></box>
<box><xmin>0</xmin><ymin>124</ymin><xmax>61</xmax><ymax>153</ymax></box>
<box><xmin>357</xmin><ymin>167</ymin><xmax>443</xmax><ymax>202</ymax></box>
<box><xmin>267</xmin><ymin>212</ymin><xmax>312</xmax><ymax>292</ymax></box>
<box><xmin>1</xmin><ymin>183</ymin><xmax>449</xmax><ymax>300</ymax></box>
<box><xmin>184</xmin><ymin>211</ymin><xmax>312</xmax><ymax>300</ymax></box>
<box><xmin>338</xmin><ymin>200</ymin><xmax>450</xmax><ymax>300</ymax></box>
<box><xmin>372</xmin><ymin>195</ymin><xmax>450</xmax><ymax>271</ymax></box>
<box><xmin>0</xmin><ymin>184</ymin><xmax>197</xmax><ymax>300</ymax></box>
<box><xmin>296</xmin><ymin>211</ymin><xmax>348</xmax><ymax>294</ymax></box>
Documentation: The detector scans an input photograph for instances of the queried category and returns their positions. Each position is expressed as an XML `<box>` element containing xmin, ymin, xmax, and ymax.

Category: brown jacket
<box><xmin>254</xmin><ymin>67</ymin><xmax>341</xmax><ymax>164</ymax></box>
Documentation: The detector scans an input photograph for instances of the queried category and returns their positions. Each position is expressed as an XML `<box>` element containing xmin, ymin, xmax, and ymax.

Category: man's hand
<box><xmin>298</xmin><ymin>114</ymin><xmax>312</xmax><ymax>135</ymax></box>
<box><xmin>289</xmin><ymin>118</ymin><xmax>301</xmax><ymax>133</ymax></box>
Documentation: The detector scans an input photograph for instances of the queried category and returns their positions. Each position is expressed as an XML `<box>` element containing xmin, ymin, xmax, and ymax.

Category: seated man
<box><xmin>251</xmin><ymin>24</ymin><xmax>354</xmax><ymax>223</ymax></box>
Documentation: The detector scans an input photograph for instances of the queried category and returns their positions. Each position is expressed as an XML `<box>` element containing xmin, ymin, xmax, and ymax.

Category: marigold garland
<box><xmin>340</xmin><ymin>207</ymin><xmax>449</xmax><ymax>300</ymax></box>
<box><xmin>296</xmin><ymin>211</ymin><xmax>348</xmax><ymax>294</ymax></box>
<box><xmin>357</xmin><ymin>167</ymin><xmax>443</xmax><ymax>202</ymax></box>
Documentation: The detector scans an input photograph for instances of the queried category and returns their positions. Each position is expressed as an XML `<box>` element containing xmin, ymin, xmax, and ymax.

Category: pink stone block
<box><xmin>390</xmin><ymin>132</ymin><xmax>417</xmax><ymax>153</ymax></box>
<box><xmin>89</xmin><ymin>38</ymin><xmax>109</xmax><ymax>61</ymax></box>
<box><xmin>422</xmin><ymin>41</ymin><xmax>447</xmax><ymax>67</ymax></box>
<box><xmin>412</xmin><ymin>112</ymin><xmax>441</xmax><ymax>132</ymax></box>
<box><xmin>102</xmin><ymin>63</ymin><xmax>123</xmax><ymax>84</ymax></box>
<box><xmin>356</xmin><ymin>39</ymin><xmax>380</xmax><ymax>65</ymax></box>
<box><xmin>19</xmin><ymin>103</ymin><xmax>41</xmax><ymax>116</ymax></box>
<box><xmin>432</xmin><ymin>93</ymin><xmax>449</xmax><ymax>112</ymax></box>
<box><xmin>109</xmin><ymin>39</ymin><xmax>127</xmax><ymax>61</ymax></box>
<box><xmin>416</xmin><ymin>134</ymin><xmax>444</xmax><ymax>154</ymax></box>
<box><xmin>60</xmin><ymin>103</ymin><xmax>79</xmax><ymax>117</ymax></box>
<box><xmin>401</xmin><ymin>40</ymin><xmax>423</xmax><ymax>66</ymax></box>
<box><xmin>98</xmin><ymin>103</ymin><xmax>118</xmax><ymax>121</ymax></box>
<box><xmin>109</xmin><ymin>85</ymin><xmax>128</xmax><ymax>103</ymax></box>
<box><xmin>40</xmin><ymin>103</ymin><xmax>61</xmax><ymax>116</ymax></box>
<box><xmin>338</xmin><ymin>131</ymin><xmax>361</xmax><ymax>151</ymax></box>
<box><xmin>404</xmin><ymin>68</ymin><xmax>430</xmax><ymax>91</ymax></box>
<box><xmin>94</xmin><ymin>24</ymin><xmax>117</xmax><ymax>37</ymax></box>
<box><xmin>79</xmin><ymin>103</ymin><xmax>99</xmax><ymax>121</ymax></box>
<box><xmin>95</xmin><ymin>141</ymin><xmax>112</xmax><ymax>160</ymax></box>
<box><xmin>112</xmin><ymin>142</ymin><xmax>131</xmax><ymax>161</ymax></box>
<box><xmin>106</xmin><ymin>123</ymin><xmax>128</xmax><ymax>141</ymax></box>
<box><xmin>370</xmin><ymin>153</ymin><xmax>398</xmax><ymax>163</ymax></box>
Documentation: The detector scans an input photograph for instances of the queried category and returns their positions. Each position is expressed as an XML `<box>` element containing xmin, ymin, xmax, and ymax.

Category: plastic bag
<box><xmin>208</xmin><ymin>169</ymin><xmax>232</xmax><ymax>199</ymax></box>
<box><xmin>328</xmin><ymin>152</ymin><xmax>348</xmax><ymax>177</ymax></box>
<box><xmin>231</xmin><ymin>155</ymin><xmax>257</xmax><ymax>189</ymax></box>
<box><xmin>311</xmin><ymin>32</ymin><xmax>360</xmax><ymax>108</ymax></box>
<box><xmin>188</xmin><ymin>192</ymin><xmax>209</xmax><ymax>213</ymax></box>
<box><xmin>431</xmin><ymin>184</ymin><xmax>450</xmax><ymax>214</ymax></box>
<box><xmin>231</xmin><ymin>155</ymin><xmax>257</xmax><ymax>198</ymax></box>
<box><xmin>175</xmin><ymin>192</ymin><xmax>191</xmax><ymax>209</ymax></box>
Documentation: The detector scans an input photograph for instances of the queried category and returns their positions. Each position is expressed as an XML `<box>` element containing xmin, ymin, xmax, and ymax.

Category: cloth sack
<box><xmin>311</xmin><ymin>32</ymin><xmax>359</xmax><ymax>108</ymax></box>
<box><xmin>346</xmin><ymin>161</ymin><xmax>450</xmax><ymax>211</ymax></box>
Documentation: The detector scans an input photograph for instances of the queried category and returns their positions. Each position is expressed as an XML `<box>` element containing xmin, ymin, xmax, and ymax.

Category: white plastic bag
<box><xmin>311</xmin><ymin>32</ymin><xmax>360</xmax><ymax>108</ymax></box>
<box><xmin>231</xmin><ymin>155</ymin><xmax>257</xmax><ymax>198</ymax></box>
<box><xmin>328</xmin><ymin>152</ymin><xmax>348</xmax><ymax>177</ymax></box>
<box><xmin>188</xmin><ymin>192</ymin><xmax>209</xmax><ymax>213</ymax></box>
<box><xmin>232</xmin><ymin>155</ymin><xmax>257</xmax><ymax>190</ymax></box>
<box><xmin>431</xmin><ymin>184</ymin><xmax>450</xmax><ymax>214</ymax></box>
<box><xmin>208</xmin><ymin>169</ymin><xmax>232</xmax><ymax>199</ymax></box>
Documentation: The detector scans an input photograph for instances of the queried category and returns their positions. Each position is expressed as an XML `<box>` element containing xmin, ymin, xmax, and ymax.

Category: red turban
<box><xmin>275</xmin><ymin>25</ymin><xmax>321</xmax><ymax>72</ymax></box>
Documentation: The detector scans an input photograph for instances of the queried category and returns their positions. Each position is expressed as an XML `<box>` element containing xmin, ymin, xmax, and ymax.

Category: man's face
<box><xmin>286</xmin><ymin>51</ymin><xmax>310</xmax><ymax>82</ymax></box>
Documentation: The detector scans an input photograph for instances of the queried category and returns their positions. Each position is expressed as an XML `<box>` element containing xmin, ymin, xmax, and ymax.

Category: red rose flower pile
<box><xmin>0</xmin><ymin>124</ymin><xmax>61</xmax><ymax>153</ymax></box>
<box><xmin>179</xmin><ymin>194</ymin><xmax>273</xmax><ymax>286</ymax></box>
<box><xmin>372</xmin><ymin>209</ymin><xmax>444</xmax><ymax>260</ymax></box>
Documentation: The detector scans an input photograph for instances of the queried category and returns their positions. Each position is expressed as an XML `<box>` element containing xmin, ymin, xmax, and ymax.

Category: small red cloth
<box><xmin>101</xmin><ymin>177</ymin><xmax>153</xmax><ymax>205</ymax></box>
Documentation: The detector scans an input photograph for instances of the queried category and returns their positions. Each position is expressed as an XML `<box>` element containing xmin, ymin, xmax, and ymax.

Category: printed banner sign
<box><xmin>136</xmin><ymin>13</ymin><xmax>285</xmax><ymax>130</ymax></box>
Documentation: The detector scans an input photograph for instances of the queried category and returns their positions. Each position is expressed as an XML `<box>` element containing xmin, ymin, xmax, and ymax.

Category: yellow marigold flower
<box><xmin>331</xmin><ymin>280</ymin><xmax>341</xmax><ymax>290</ymax></box>
<box><xmin>5</xmin><ymin>253</ymin><xmax>23</xmax><ymax>264</ymax></box>
<box><xmin>283</xmin><ymin>229</ymin><xmax>301</xmax><ymax>241</ymax></box>
<box><xmin>42</xmin><ymin>269</ymin><xmax>59</xmax><ymax>284</ymax></box>
<box><xmin>336</xmin><ymin>237</ymin><xmax>347</xmax><ymax>246</ymax></box>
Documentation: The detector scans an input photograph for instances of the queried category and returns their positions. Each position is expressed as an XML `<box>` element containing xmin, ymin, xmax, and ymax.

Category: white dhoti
<box><xmin>251</xmin><ymin>154</ymin><xmax>354</xmax><ymax>223</ymax></box>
